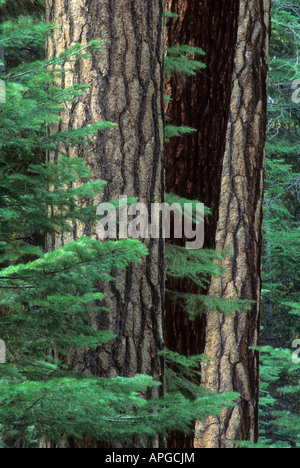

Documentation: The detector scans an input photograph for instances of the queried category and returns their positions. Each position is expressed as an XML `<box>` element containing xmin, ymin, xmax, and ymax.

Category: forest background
<box><xmin>0</xmin><ymin>0</ymin><xmax>299</xmax><ymax>449</ymax></box>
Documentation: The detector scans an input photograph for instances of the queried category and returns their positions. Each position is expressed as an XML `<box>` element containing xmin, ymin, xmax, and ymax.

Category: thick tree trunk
<box><xmin>195</xmin><ymin>0</ymin><xmax>270</xmax><ymax>448</ymax></box>
<box><xmin>46</xmin><ymin>0</ymin><xmax>165</xmax><ymax>448</ymax></box>
<box><xmin>165</xmin><ymin>0</ymin><xmax>240</xmax><ymax>448</ymax></box>
<box><xmin>165</xmin><ymin>0</ymin><xmax>270</xmax><ymax>448</ymax></box>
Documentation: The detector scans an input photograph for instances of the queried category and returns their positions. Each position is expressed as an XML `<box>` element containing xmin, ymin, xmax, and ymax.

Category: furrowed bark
<box><xmin>165</xmin><ymin>0</ymin><xmax>270</xmax><ymax>448</ymax></box>
<box><xmin>46</xmin><ymin>0</ymin><xmax>165</xmax><ymax>448</ymax></box>
<box><xmin>194</xmin><ymin>0</ymin><xmax>270</xmax><ymax>448</ymax></box>
<box><xmin>165</xmin><ymin>0</ymin><xmax>240</xmax><ymax>448</ymax></box>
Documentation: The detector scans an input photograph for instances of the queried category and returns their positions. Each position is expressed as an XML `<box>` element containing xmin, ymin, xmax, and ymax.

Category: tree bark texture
<box><xmin>165</xmin><ymin>0</ymin><xmax>240</xmax><ymax>448</ymax></box>
<box><xmin>165</xmin><ymin>0</ymin><xmax>270</xmax><ymax>448</ymax></box>
<box><xmin>165</xmin><ymin>0</ymin><xmax>240</xmax><ymax>370</ymax></box>
<box><xmin>46</xmin><ymin>0</ymin><xmax>165</xmax><ymax>448</ymax></box>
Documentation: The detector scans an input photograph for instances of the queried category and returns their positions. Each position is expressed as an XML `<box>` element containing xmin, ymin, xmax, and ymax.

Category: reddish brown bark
<box><xmin>165</xmin><ymin>0</ymin><xmax>240</xmax><ymax>448</ymax></box>
<box><xmin>165</xmin><ymin>0</ymin><xmax>270</xmax><ymax>448</ymax></box>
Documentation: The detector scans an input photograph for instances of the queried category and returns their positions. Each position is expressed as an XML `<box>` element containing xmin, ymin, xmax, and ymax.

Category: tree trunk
<box><xmin>165</xmin><ymin>0</ymin><xmax>240</xmax><ymax>448</ymax></box>
<box><xmin>46</xmin><ymin>0</ymin><xmax>165</xmax><ymax>448</ymax></box>
<box><xmin>165</xmin><ymin>0</ymin><xmax>270</xmax><ymax>448</ymax></box>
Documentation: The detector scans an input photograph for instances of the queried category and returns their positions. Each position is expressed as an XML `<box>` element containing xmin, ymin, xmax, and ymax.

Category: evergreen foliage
<box><xmin>164</xmin><ymin>124</ymin><xmax>197</xmax><ymax>143</ymax></box>
<box><xmin>164</xmin><ymin>4</ymin><xmax>300</xmax><ymax>448</ymax></box>
<box><xmin>164</xmin><ymin>15</ymin><xmax>203</xmax><ymax>146</ymax></box>
<box><xmin>166</xmin><ymin>245</ymin><xmax>251</xmax><ymax>318</ymax></box>
<box><xmin>2</xmin><ymin>0</ymin><xmax>299</xmax><ymax>450</ymax></box>
<box><xmin>0</xmin><ymin>1</ymin><xmax>238</xmax><ymax>447</ymax></box>
<box><xmin>254</xmin><ymin>0</ymin><xmax>300</xmax><ymax>448</ymax></box>
<box><xmin>164</xmin><ymin>13</ymin><xmax>251</xmax><ymax>322</ymax></box>
<box><xmin>165</xmin><ymin>45</ymin><xmax>206</xmax><ymax>78</ymax></box>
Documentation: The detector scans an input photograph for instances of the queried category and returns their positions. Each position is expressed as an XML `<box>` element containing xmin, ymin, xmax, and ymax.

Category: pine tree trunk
<box><xmin>46</xmin><ymin>0</ymin><xmax>165</xmax><ymax>448</ymax></box>
<box><xmin>165</xmin><ymin>0</ymin><xmax>270</xmax><ymax>448</ymax></box>
<box><xmin>165</xmin><ymin>0</ymin><xmax>240</xmax><ymax>448</ymax></box>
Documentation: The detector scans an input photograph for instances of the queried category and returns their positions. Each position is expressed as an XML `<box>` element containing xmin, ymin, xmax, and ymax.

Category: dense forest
<box><xmin>0</xmin><ymin>0</ymin><xmax>299</xmax><ymax>451</ymax></box>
